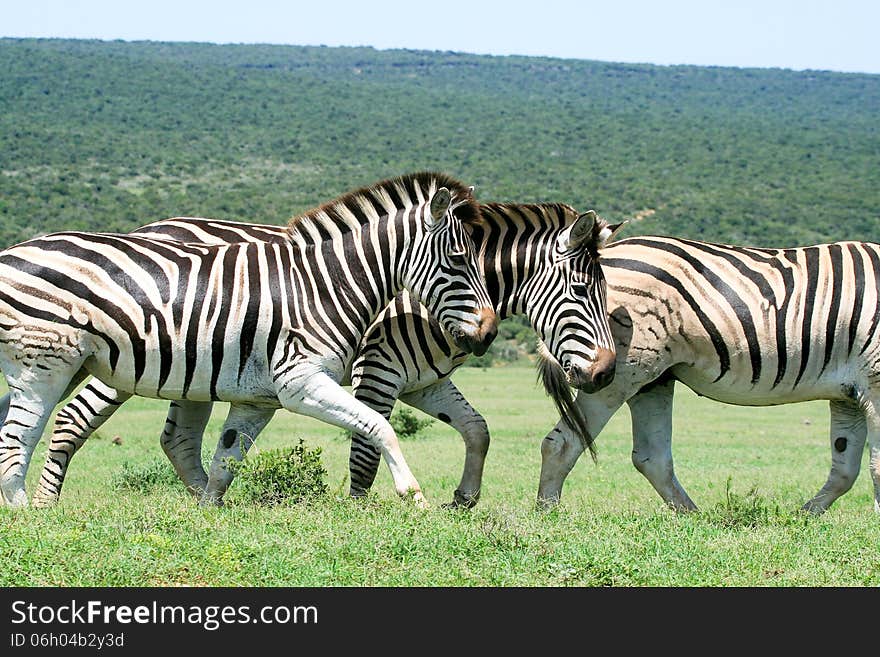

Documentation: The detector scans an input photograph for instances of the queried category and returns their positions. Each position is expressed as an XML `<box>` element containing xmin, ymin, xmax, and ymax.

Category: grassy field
<box><xmin>1</xmin><ymin>365</ymin><xmax>879</xmax><ymax>587</ymax></box>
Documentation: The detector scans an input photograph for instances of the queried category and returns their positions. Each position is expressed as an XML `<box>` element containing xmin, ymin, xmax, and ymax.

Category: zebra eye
<box><xmin>448</xmin><ymin>249</ymin><xmax>467</xmax><ymax>266</ymax></box>
<box><xmin>571</xmin><ymin>281</ymin><xmax>590</xmax><ymax>296</ymax></box>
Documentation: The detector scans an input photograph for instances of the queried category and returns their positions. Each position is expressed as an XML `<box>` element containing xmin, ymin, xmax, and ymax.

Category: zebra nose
<box><xmin>588</xmin><ymin>347</ymin><xmax>617</xmax><ymax>391</ymax></box>
<box><xmin>469</xmin><ymin>307</ymin><xmax>498</xmax><ymax>356</ymax></box>
<box><xmin>567</xmin><ymin>347</ymin><xmax>616</xmax><ymax>392</ymax></box>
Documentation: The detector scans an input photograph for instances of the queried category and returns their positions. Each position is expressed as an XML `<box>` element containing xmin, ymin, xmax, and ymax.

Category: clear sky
<box><xmin>2</xmin><ymin>0</ymin><xmax>878</xmax><ymax>74</ymax></box>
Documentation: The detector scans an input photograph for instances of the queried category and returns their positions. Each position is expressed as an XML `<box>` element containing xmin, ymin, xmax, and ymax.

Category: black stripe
<box><xmin>671</xmin><ymin>237</ymin><xmax>778</xmax><ymax>307</ymax></box>
<box><xmin>860</xmin><ymin>245</ymin><xmax>880</xmax><ymax>355</ymax></box>
<box><xmin>846</xmin><ymin>244</ymin><xmax>865</xmax><ymax>355</ymax></box>
<box><xmin>821</xmin><ymin>245</ymin><xmax>843</xmax><ymax>373</ymax></box>
<box><xmin>794</xmin><ymin>247</ymin><xmax>820</xmax><ymax>386</ymax></box>
<box><xmin>82</xmin><ymin>382</ymin><xmax>124</xmax><ymax>406</ymax></box>
<box><xmin>264</xmin><ymin>245</ymin><xmax>284</xmax><ymax>369</ymax></box>
<box><xmin>238</xmin><ymin>242</ymin><xmax>262</xmax><ymax>378</ymax></box>
<box><xmin>182</xmin><ymin>249</ymin><xmax>214</xmax><ymax>398</ymax></box>
<box><xmin>210</xmin><ymin>246</ymin><xmax>240</xmax><ymax>399</ymax></box>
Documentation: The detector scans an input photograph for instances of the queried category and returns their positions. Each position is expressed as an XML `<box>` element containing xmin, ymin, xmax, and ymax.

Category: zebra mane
<box><xmin>535</xmin><ymin>340</ymin><xmax>598</xmax><ymax>463</ymax></box>
<box><xmin>478</xmin><ymin>202</ymin><xmax>610</xmax><ymax>257</ymax></box>
<box><xmin>286</xmin><ymin>171</ymin><xmax>481</xmax><ymax>238</ymax></box>
<box><xmin>481</xmin><ymin>202</ymin><xmax>579</xmax><ymax>228</ymax></box>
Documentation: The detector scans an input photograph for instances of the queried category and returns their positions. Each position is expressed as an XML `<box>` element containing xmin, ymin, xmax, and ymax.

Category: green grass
<box><xmin>2</xmin><ymin>365</ymin><xmax>879</xmax><ymax>586</ymax></box>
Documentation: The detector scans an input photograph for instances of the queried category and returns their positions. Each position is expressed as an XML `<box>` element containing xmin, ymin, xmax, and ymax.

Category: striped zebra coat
<box><xmin>537</xmin><ymin>235</ymin><xmax>880</xmax><ymax>514</ymax></box>
<box><xmin>29</xmin><ymin>203</ymin><xmax>618</xmax><ymax>507</ymax></box>
<box><xmin>0</xmin><ymin>172</ymin><xmax>499</xmax><ymax>508</ymax></box>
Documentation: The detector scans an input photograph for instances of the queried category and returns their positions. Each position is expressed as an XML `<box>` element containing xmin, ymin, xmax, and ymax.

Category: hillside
<box><xmin>1</xmin><ymin>37</ymin><xmax>878</xmax><ymax>252</ymax></box>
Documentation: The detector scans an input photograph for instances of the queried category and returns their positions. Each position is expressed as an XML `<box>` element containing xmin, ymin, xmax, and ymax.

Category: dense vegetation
<box><xmin>1</xmin><ymin>37</ymin><xmax>878</xmax><ymax>250</ymax></box>
<box><xmin>0</xmin><ymin>38</ymin><xmax>878</xmax><ymax>362</ymax></box>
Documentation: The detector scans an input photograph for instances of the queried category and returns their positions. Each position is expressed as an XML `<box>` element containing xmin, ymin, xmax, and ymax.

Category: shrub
<box><xmin>390</xmin><ymin>407</ymin><xmax>435</xmax><ymax>440</ymax></box>
<box><xmin>112</xmin><ymin>459</ymin><xmax>179</xmax><ymax>493</ymax></box>
<box><xmin>225</xmin><ymin>440</ymin><xmax>328</xmax><ymax>506</ymax></box>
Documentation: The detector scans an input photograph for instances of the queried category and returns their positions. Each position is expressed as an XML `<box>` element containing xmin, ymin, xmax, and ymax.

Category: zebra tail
<box><xmin>535</xmin><ymin>342</ymin><xmax>597</xmax><ymax>463</ymax></box>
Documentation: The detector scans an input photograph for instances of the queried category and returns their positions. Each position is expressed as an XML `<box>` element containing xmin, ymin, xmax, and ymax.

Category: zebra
<box><xmin>530</xmin><ymin>235</ymin><xmax>880</xmax><ymax>515</ymax></box>
<box><xmin>29</xmin><ymin>202</ymin><xmax>620</xmax><ymax>507</ymax></box>
<box><xmin>0</xmin><ymin>171</ymin><xmax>500</xmax><ymax>508</ymax></box>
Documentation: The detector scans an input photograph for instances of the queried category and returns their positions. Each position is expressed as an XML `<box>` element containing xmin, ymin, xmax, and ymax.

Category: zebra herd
<box><xmin>1</xmin><ymin>170</ymin><xmax>879</xmax><ymax>515</ymax></box>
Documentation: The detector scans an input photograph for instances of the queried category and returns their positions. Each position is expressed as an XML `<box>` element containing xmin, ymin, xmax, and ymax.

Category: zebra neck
<box><xmin>295</xmin><ymin>208</ymin><xmax>413</xmax><ymax>342</ymax></box>
<box><xmin>476</xmin><ymin>231</ymin><xmax>554</xmax><ymax>320</ymax></box>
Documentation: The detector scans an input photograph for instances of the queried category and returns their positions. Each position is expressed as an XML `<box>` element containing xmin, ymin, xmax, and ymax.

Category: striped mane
<box><xmin>481</xmin><ymin>202</ymin><xmax>579</xmax><ymax>228</ymax></box>
<box><xmin>479</xmin><ymin>202</ymin><xmax>610</xmax><ymax>256</ymax></box>
<box><xmin>285</xmin><ymin>171</ymin><xmax>481</xmax><ymax>240</ymax></box>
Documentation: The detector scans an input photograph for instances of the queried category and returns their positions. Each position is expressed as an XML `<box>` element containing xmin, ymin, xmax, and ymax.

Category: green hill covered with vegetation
<box><xmin>2</xmin><ymin>37</ymin><xmax>878</xmax><ymax>251</ymax></box>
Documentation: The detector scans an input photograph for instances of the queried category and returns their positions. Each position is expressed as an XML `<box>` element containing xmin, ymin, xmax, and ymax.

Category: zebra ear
<box><xmin>597</xmin><ymin>220</ymin><xmax>629</xmax><ymax>248</ymax></box>
<box><xmin>561</xmin><ymin>210</ymin><xmax>597</xmax><ymax>251</ymax></box>
<box><xmin>427</xmin><ymin>187</ymin><xmax>452</xmax><ymax>226</ymax></box>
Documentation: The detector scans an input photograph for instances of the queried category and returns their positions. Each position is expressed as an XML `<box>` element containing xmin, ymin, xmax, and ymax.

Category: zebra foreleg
<box><xmin>537</xmin><ymin>392</ymin><xmax>619</xmax><ymax>510</ymax></box>
<box><xmin>32</xmin><ymin>380</ymin><xmax>131</xmax><ymax>508</ymax></box>
<box><xmin>801</xmin><ymin>399</ymin><xmax>866</xmax><ymax>515</ymax></box>
<box><xmin>278</xmin><ymin>368</ymin><xmax>426</xmax><ymax>506</ymax></box>
<box><xmin>160</xmin><ymin>401</ymin><xmax>215</xmax><ymax>498</ymax></box>
<box><xmin>400</xmin><ymin>379</ymin><xmax>489</xmax><ymax>509</ymax></box>
<box><xmin>202</xmin><ymin>403</ymin><xmax>275</xmax><ymax>506</ymax></box>
<box><xmin>626</xmin><ymin>379</ymin><xmax>697</xmax><ymax>512</ymax></box>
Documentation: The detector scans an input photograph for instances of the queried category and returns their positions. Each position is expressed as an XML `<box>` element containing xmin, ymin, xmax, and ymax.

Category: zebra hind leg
<box><xmin>31</xmin><ymin>380</ymin><xmax>131</xmax><ymax>508</ymax></box>
<box><xmin>202</xmin><ymin>403</ymin><xmax>275</xmax><ymax>506</ymax></box>
<box><xmin>0</xmin><ymin>368</ymin><xmax>88</xmax><ymax>508</ymax></box>
<box><xmin>160</xmin><ymin>400</ymin><xmax>215</xmax><ymax>498</ymax></box>
<box><xmin>860</xmin><ymin>392</ymin><xmax>880</xmax><ymax>513</ymax></box>
<box><xmin>400</xmin><ymin>379</ymin><xmax>489</xmax><ymax>509</ymax></box>
<box><xmin>801</xmin><ymin>399</ymin><xmax>866</xmax><ymax>515</ymax></box>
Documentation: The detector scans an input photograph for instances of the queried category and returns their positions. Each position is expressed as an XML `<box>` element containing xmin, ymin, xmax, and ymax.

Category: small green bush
<box><xmin>112</xmin><ymin>459</ymin><xmax>179</xmax><ymax>493</ymax></box>
<box><xmin>226</xmin><ymin>440</ymin><xmax>328</xmax><ymax>506</ymax></box>
<box><xmin>390</xmin><ymin>407</ymin><xmax>435</xmax><ymax>440</ymax></box>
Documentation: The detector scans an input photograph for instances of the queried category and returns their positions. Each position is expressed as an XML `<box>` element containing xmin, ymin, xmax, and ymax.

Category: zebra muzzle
<box><xmin>565</xmin><ymin>347</ymin><xmax>616</xmax><ymax>393</ymax></box>
<box><xmin>451</xmin><ymin>307</ymin><xmax>498</xmax><ymax>356</ymax></box>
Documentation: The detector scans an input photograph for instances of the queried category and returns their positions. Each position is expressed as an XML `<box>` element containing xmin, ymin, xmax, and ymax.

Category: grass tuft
<box><xmin>111</xmin><ymin>459</ymin><xmax>179</xmax><ymax>493</ymax></box>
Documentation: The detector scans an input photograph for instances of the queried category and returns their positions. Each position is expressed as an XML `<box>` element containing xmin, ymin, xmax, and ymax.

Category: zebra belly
<box><xmin>671</xmin><ymin>363</ymin><xmax>853</xmax><ymax>406</ymax></box>
<box><xmin>82</xmin><ymin>340</ymin><xmax>281</xmax><ymax>405</ymax></box>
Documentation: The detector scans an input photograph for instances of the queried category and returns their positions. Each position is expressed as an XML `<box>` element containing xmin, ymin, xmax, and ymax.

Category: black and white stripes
<box><xmin>31</xmin><ymin>202</ymin><xmax>619</xmax><ymax>507</ymax></box>
<box><xmin>0</xmin><ymin>171</ymin><xmax>499</xmax><ymax>507</ymax></box>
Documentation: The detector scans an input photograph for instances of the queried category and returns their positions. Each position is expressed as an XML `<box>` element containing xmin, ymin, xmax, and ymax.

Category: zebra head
<box><xmin>405</xmin><ymin>184</ymin><xmax>498</xmax><ymax>356</ymax></box>
<box><xmin>530</xmin><ymin>209</ymin><xmax>619</xmax><ymax>393</ymax></box>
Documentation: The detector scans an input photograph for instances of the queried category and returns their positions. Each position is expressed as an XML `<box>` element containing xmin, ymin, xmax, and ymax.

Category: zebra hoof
<box><xmin>198</xmin><ymin>494</ymin><xmax>225</xmax><ymax>508</ymax></box>
<box><xmin>442</xmin><ymin>489</ymin><xmax>479</xmax><ymax>509</ymax></box>
<box><xmin>800</xmin><ymin>500</ymin><xmax>827</xmax><ymax>516</ymax></box>
<box><xmin>400</xmin><ymin>489</ymin><xmax>429</xmax><ymax>509</ymax></box>
<box><xmin>535</xmin><ymin>495</ymin><xmax>561</xmax><ymax>512</ymax></box>
<box><xmin>31</xmin><ymin>495</ymin><xmax>59</xmax><ymax>509</ymax></box>
<box><xmin>3</xmin><ymin>488</ymin><xmax>29</xmax><ymax>509</ymax></box>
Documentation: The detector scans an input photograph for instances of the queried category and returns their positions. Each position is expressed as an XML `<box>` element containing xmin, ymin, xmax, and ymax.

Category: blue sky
<box><xmin>3</xmin><ymin>0</ymin><xmax>878</xmax><ymax>74</ymax></box>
